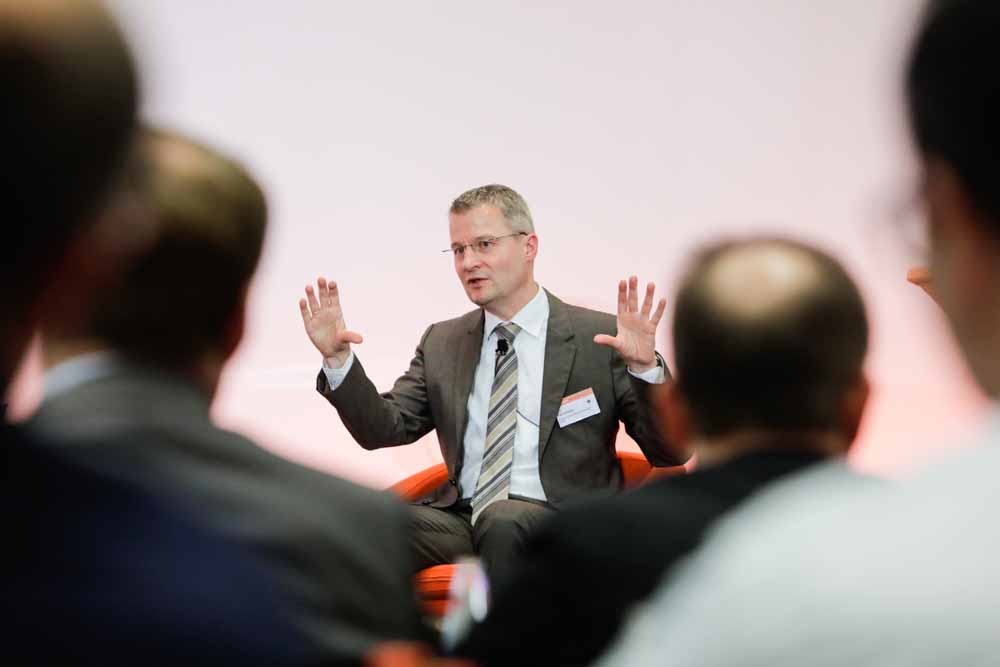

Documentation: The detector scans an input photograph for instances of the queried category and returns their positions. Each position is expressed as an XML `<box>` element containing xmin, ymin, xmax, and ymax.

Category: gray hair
<box><xmin>449</xmin><ymin>184</ymin><xmax>535</xmax><ymax>233</ymax></box>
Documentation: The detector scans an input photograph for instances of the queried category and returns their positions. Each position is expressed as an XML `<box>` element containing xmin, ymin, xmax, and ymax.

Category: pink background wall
<box><xmin>6</xmin><ymin>0</ymin><xmax>989</xmax><ymax>487</ymax></box>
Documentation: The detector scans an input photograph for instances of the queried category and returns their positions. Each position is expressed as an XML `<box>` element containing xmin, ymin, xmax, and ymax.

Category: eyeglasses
<box><xmin>443</xmin><ymin>232</ymin><xmax>527</xmax><ymax>258</ymax></box>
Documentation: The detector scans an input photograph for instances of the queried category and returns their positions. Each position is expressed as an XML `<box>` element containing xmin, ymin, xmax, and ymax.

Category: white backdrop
<box><xmin>8</xmin><ymin>0</ymin><xmax>988</xmax><ymax>487</ymax></box>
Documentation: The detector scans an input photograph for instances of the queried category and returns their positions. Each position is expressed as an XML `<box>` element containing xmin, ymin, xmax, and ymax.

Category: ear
<box><xmin>839</xmin><ymin>373</ymin><xmax>871</xmax><ymax>454</ymax></box>
<box><xmin>524</xmin><ymin>233</ymin><xmax>538</xmax><ymax>262</ymax></box>
<box><xmin>652</xmin><ymin>380</ymin><xmax>693</xmax><ymax>457</ymax></box>
<box><xmin>219</xmin><ymin>284</ymin><xmax>249</xmax><ymax>362</ymax></box>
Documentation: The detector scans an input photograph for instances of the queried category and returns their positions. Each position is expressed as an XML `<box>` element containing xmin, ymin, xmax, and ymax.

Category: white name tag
<box><xmin>557</xmin><ymin>387</ymin><xmax>601</xmax><ymax>428</ymax></box>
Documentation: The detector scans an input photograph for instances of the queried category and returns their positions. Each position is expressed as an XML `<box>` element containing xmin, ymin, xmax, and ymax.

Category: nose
<box><xmin>460</xmin><ymin>247</ymin><xmax>481</xmax><ymax>272</ymax></box>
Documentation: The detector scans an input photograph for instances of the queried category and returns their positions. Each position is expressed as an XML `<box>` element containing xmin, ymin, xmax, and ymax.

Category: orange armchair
<box><xmin>390</xmin><ymin>452</ymin><xmax>686</xmax><ymax>618</ymax></box>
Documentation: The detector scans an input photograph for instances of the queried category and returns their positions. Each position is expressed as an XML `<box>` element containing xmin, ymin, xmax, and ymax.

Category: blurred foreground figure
<box><xmin>597</xmin><ymin>1</ymin><xmax>1000</xmax><ymax>664</ymax></box>
<box><xmin>29</xmin><ymin>129</ymin><xmax>425</xmax><ymax>661</ymax></box>
<box><xmin>460</xmin><ymin>237</ymin><xmax>872</xmax><ymax>666</ymax></box>
<box><xmin>1</xmin><ymin>1</ymin><xmax>303</xmax><ymax>663</ymax></box>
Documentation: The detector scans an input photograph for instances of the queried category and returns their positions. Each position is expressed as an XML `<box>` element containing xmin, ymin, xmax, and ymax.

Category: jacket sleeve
<box><xmin>613</xmin><ymin>351</ymin><xmax>690</xmax><ymax>466</ymax></box>
<box><xmin>315</xmin><ymin>324</ymin><xmax>436</xmax><ymax>450</ymax></box>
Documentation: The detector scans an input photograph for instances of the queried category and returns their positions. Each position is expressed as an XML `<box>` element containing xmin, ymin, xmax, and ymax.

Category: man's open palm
<box><xmin>298</xmin><ymin>277</ymin><xmax>363</xmax><ymax>364</ymax></box>
<box><xmin>593</xmin><ymin>276</ymin><xmax>666</xmax><ymax>372</ymax></box>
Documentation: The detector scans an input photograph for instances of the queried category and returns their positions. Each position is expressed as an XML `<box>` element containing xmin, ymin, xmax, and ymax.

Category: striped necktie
<box><xmin>471</xmin><ymin>322</ymin><xmax>522</xmax><ymax>525</ymax></box>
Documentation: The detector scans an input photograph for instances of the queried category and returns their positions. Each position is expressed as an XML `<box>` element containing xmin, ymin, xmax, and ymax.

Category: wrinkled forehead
<box><xmin>448</xmin><ymin>204</ymin><xmax>513</xmax><ymax>243</ymax></box>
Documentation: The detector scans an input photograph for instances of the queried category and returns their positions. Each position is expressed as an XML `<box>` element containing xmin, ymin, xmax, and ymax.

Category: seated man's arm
<box><xmin>614</xmin><ymin>352</ymin><xmax>688</xmax><ymax>466</ymax></box>
<box><xmin>301</xmin><ymin>277</ymin><xmax>435</xmax><ymax>448</ymax></box>
<box><xmin>316</xmin><ymin>325</ymin><xmax>436</xmax><ymax>449</ymax></box>
<box><xmin>593</xmin><ymin>276</ymin><xmax>688</xmax><ymax>466</ymax></box>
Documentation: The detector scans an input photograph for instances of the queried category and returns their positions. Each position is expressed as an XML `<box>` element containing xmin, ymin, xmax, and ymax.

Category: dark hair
<box><xmin>672</xmin><ymin>237</ymin><xmax>868</xmax><ymax>438</ymax></box>
<box><xmin>2</xmin><ymin>1</ymin><xmax>138</xmax><ymax>298</ymax></box>
<box><xmin>91</xmin><ymin>129</ymin><xmax>268</xmax><ymax>367</ymax></box>
<box><xmin>907</xmin><ymin>0</ymin><xmax>1000</xmax><ymax>235</ymax></box>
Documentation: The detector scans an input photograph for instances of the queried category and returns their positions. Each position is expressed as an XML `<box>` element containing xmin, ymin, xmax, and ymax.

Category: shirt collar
<box><xmin>43</xmin><ymin>350</ymin><xmax>122</xmax><ymax>401</ymax></box>
<box><xmin>483</xmin><ymin>284</ymin><xmax>549</xmax><ymax>341</ymax></box>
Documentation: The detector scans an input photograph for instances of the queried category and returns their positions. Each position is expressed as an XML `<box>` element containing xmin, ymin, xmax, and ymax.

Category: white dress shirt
<box><xmin>42</xmin><ymin>351</ymin><xmax>121</xmax><ymax>400</ymax></box>
<box><xmin>322</xmin><ymin>285</ymin><xmax>664</xmax><ymax>501</ymax></box>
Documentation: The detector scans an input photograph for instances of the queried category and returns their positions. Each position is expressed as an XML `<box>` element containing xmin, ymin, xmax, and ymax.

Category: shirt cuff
<box><xmin>321</xmin><ymin>351</ymin><xmax>355</xmax><ymax>391</ymax></box>
<box><xmin>628</xmin><ymin>354</ymin><xmax>666</xmax><ymax>384</ymax></box>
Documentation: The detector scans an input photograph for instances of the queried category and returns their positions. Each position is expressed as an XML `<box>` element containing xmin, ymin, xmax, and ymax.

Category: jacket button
<box><xmin>448</xmin><ymin>478</ymin><xmax>457</xmax><ymax>486</ymax></box>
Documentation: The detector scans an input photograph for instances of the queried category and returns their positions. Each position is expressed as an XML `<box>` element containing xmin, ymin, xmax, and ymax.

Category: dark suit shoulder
<box><xmin>557</xmin><ymin>299</ymin><xmax>618</xmax><ymax>337</ymax></box>
<box><xmin>427</xmin><ymin>307</ymin><xmax>482</xmax><ymax>336</ymax></box>
<box><xmin>537</xmin><ymin>473</ymin><xmax>722</xmax><ymax>552</ymax></box>
<box><xmin>544</xmin><ymin>451</ymin><xmax>832</xmax><ymax>552</ymax></box>
<box><xmin>210</xmin><ymin>425</ymin><xmax>409</xmax><ymax>521</ymax></box>
<box><xmin>3</xmin><ymin>427</ymin><xmax>306</xmax><ymax>664</ymax></box>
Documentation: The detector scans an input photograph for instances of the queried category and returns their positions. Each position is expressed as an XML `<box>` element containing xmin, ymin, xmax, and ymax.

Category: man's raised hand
<box><xmin>593</xmin><ymin>276</ymin><xmax>666</xmax><ymax>373</ymax></box>
<box><xmin>298</xmin><ymin>277</ymin><xmax>363</xmax><ymax>367</ymax></box>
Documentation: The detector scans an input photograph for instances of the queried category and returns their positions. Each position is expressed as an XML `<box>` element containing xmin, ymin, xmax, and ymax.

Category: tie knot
<box><xmin>495</xmin><ymin>323</ymin><xmax>521</xmax><ymax>343</ymax></box>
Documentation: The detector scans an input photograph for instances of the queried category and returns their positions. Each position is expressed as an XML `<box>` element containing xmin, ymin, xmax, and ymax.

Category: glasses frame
<box><xmin>443</xmin><ymin>232</ymin><xmax>527</xmax><ymax>257</ymax></box>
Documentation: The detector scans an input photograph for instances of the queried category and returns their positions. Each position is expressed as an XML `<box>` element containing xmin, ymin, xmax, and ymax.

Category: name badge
<box><xmin>557</xmin><ymin>387</ymin><xmax>601</xmax><ymax>428</ymax></box>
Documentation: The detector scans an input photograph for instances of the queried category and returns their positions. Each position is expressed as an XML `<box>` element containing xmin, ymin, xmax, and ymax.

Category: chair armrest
<box><xmin>618</xmin><ymin>451</ymin><xmax>653</xmax><ymax>488</ymax></box>
<box><xmin>389</xmin><ymin>463</ymin><xmax>449</xmax><ymax>500</ymax></box>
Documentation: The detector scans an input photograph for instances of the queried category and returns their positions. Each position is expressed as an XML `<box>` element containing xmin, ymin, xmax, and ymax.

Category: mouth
<box><xmin>467</xmin><ymin>277</ymin><xmax>488</xmax><ymax>288</ymax></box>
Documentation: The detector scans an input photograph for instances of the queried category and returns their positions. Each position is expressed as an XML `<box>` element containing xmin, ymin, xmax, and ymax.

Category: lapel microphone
<box><xmin>495</xmin><ymin>338</ymin><xmax>509</xmax><ymax>372</ymax></box>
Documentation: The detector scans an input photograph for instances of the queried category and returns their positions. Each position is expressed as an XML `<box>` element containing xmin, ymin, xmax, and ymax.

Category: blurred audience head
<box><xmin>0</xmin><ymin>0</ymin><xmax>137</xmax><ymax>391</ymax></box>
<box><xmin>907</xmin><ymin>0</ymin><xmax>1000</xmax><ymax>396</ymax></box>
<box><xmin>76</xmin><ymin>128</ymin><xmax>269</xmax><ymax>396</ymax></box>
<box><xmin>665</xmin><ymin>237</ymin><xmax>869</xmax><ymax>463</ymax></box>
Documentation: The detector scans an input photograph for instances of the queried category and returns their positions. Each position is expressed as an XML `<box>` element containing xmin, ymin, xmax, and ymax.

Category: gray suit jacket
<box><xmin>29</xmin><ymin>362</ymin><xmax>424</xmax><ymax>662</ymax></box>
<box><xmin>317</xmin><ymin>290</ymin><xmax>684</xmax><ymax>508</ymax></box>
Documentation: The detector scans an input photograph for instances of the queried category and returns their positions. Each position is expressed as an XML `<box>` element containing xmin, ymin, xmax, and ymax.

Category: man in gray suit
<box><xmin>30</xmin><ymin>128</ymin><xmax>425</xmax><ymax>662</ymax></box>
<box><xmin>300</xmin><ymin>184</ymin><xmax>687</xmax><ymax>586</ymax></box>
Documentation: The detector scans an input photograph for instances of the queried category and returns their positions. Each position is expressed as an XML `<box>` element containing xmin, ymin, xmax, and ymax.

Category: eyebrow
<box><xmin>450</xmin><ymin>234</ymin><xmax>499</xmax><ymax>248</ymax></box>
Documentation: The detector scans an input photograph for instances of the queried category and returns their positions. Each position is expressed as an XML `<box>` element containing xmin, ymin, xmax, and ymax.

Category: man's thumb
<box><xmin>593</xmin><ymin>333</ymin><xmax>617</xmax><ymax>349</ymax></box>
<box><xmin>341</xmin><ymin>330</ymin><xmax>364</xmax><ymax>345</ymax></box>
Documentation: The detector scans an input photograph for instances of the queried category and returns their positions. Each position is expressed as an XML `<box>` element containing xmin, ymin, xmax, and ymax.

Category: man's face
<box><xmin>448</xmin><ymin>204</ymin><xmax>534</xmax><ymax>312</ymax></box>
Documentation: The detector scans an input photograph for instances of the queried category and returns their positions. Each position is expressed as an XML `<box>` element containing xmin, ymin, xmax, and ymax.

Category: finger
<box><xmin>616</xmin><ymin>279</ymin><xmax>627</xmax><ymax>317</ymax></box>
<box><xmin>298</xmin><ymin>298</ymin><xmax>311</xmax><ymax>322</ymax></box>
<box><xmin>651</xmin><ymin>298</ymin><xmax>667</xmax><ymax>326</ymax></box>
<box><xmin>305</xmin><ymin>284</ymin><xmax>321</xmax><ymax>314</ymax></box>
<box><xmin>317</xmin><ymin>276</ymin><xmax>331</xmax><ymax>307</ymax></box>
<box><xmin>640</xmin><ymin>282</ymin><xmax>655</xmax><ymax>318</ymax></box>
<box><xmin>628</xmin><ymin>276</ymin><xmax>639</xmax><ymax>313</ymax></box>
<box><xmin>328</xmin><ymin>280</ymin><xmax>341</xmax><ymax>308</ymax></box>
<box><xmin>593</xmin><ymin>333</ymin><xmax>621</xmax><ymax>351</ymax></box>
<box><xmin>339</xmin><ymin>330</ymin><xmax>364</xmax><ymax>345</ymax></box>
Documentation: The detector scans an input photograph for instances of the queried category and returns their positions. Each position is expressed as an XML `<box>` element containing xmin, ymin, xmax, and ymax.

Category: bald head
<box><xmin>672</xmin><ymin>238</ymin><xmax>869</xmax><ymax>438</ymax></box>
<box><xmin>704</xmin><ymin>243</ymin><xmax>829</xmax><ymax>322</ymax></box>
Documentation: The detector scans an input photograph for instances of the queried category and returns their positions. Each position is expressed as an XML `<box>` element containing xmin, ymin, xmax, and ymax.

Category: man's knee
<box><xmin>409</xmin><ymin>505</ymin><xmax>474</xmax><ymax>570</ymax></box>
<box><xmin>473</xmin><ymin>499</ymin><xmax>549</xmax><ymax>545</ymax></box>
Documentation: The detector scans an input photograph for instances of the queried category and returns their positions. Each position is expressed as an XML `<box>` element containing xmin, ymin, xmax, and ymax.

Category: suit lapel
<box><xmin>538</xmin><ymin>291</ymin><xmax>575</xmax><ymax>460</ymax></box>
<box><xmin>451</xmin><ymin>309</ymin><xmax>484</xmax><ymax>472</ymax></box>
